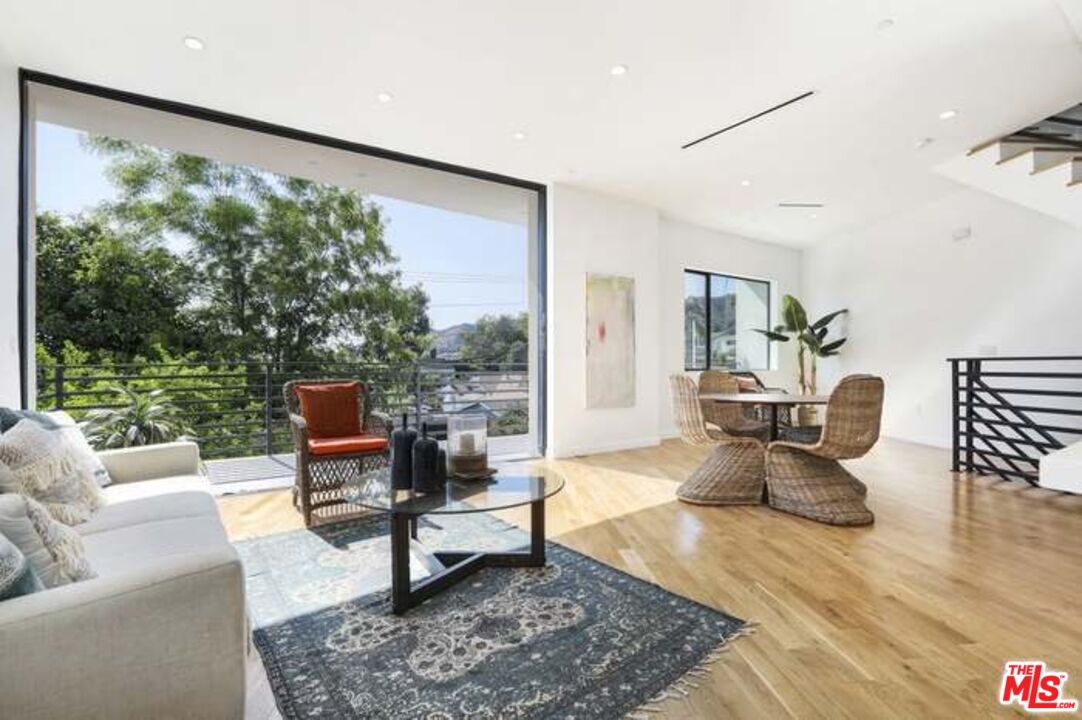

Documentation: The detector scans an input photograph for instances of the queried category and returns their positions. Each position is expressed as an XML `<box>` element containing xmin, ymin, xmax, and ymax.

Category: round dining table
<box><xmin>698</xmin><ymin>392</ymin><xmax>829</xmax><ymax>441</ymax></box>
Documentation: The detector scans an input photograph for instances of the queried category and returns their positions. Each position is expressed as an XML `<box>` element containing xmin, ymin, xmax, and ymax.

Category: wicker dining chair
<box><xmin>284</xmin><ymin>379</ymin><xmax>393</xmax><ymax>526</ymax></box>
<box><xmin>698</xmin><ymin>370</ymin><xmax>770</xmax><ymax>442</ymax></box>
<box><xmin>764</xmin><ymin>374</ymin><xmax>884</xmax><ymax>526</ymax></box>
<box><xmin>669</xmin><ymin>374</ymin><xmax>765</xmax><ymax>505</ymax></box>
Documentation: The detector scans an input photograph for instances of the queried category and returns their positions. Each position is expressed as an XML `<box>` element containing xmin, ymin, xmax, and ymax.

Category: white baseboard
<box><xmin>548</xmin><ymin>436</ymin><xmax>661</xmax><ymax>459</ymax></box>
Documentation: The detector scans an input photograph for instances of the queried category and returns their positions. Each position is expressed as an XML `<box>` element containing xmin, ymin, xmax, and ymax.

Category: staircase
<box><xmin>935</xmin><ymin>103</ymin><xmax>1082</xmax><ymax>227</ymax></box>
<box><xmin>949</xmin><ymin>355</ymin><xmax>1082</xmax><ymax>492</ymax></box>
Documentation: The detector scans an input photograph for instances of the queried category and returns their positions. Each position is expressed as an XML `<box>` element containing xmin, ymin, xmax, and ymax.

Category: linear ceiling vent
<box><xmin>681</xmin><ymin>91</ymin><xmax>815</xmax><ymax>150</ymax></box>
<box><xmin>777</xmin><ymin>202</ymin><xmax>824</xmax><ymax>208</ymax></box>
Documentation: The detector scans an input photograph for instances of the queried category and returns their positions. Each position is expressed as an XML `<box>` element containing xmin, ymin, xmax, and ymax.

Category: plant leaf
<box><xmin>755</xmin><ymin>329</ymin><xmax>791</xmax><ymax>342</ymax></box>
<box><xmin>781</xmin><ymin>295</ymin><xmax>808</xmax><ymax>332</ymax></box>
<box><xmin>810</xmin><ymin>308</ymin><xmax>848</xmax><ymax>331</ymax></box>
<box><xmin>819</xmin><ymin>338</ymin><xmax>847</xmax><ymax>354</ymax></box>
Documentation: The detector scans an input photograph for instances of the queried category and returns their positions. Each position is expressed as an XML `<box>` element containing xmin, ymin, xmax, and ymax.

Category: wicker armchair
<box><xmin>669</xmin><ymin>374</ymin><xmax>765</xmax><ymax>505</ymax></box>
<box><xmin>698</xmin><ymin>370</ymin><xmax>770</xmax><ymax>442</ymax></box>
<box><xmin>284</xmin><ymin>379</ymin><xmax>393</xmax><ymax>526</ymax></box>
<box><xmin>765</xmin><ymin>374</ymin><xmax>884</xmax><ymax>526</ymax></box>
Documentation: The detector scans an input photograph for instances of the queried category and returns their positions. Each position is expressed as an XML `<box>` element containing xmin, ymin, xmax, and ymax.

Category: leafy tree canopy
<box><xmin>459</xmin><ymin>313</ymin><xmax>528</xmax><ymax>365</ymax></box>
<box><xmin>74</xmin><ymin>136</ymin><xmax>430</xmax><ymax>365</ymax></box>
<box><xmin>36</xmin><ymin>211</ymin><xmax>196</xmax><ymax>359</ymax></box>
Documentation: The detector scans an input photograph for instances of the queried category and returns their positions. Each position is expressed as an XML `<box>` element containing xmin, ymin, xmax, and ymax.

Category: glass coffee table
<box><xmin>344</xmin><ymin>466</ymin><xmax>565</xmax><ymax>615</ymax></box>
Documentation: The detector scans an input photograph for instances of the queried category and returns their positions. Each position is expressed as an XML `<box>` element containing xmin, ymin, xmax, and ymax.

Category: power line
<box><xmin>428</xmin><ymin>301</ymin><xmax>526</xmax><ymax>308</ymax></box>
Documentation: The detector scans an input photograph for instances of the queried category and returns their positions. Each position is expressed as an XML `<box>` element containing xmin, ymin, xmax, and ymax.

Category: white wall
<box><xmin>546</xmin><ymin>184</ymin><xmax>803</xmax><ymax>456</ymax></box>
<box><xmin>0</xmin><ymin>54</ymin><xmax>20</xmax><ymax>408</ymax></box>
<box><xmin>547</xmin><ymin>184</ymin><xmax>661</xmax><ymax>457</ymax></box>
<box><xmin>802</xmin><ymin>187</ymin><xmax>1082</xmax><ymax>448</ymax></box>
<box><xmin>657</xmin><ymin>217</ymin><xmax>802</xmax><ymax>437</ymax></box>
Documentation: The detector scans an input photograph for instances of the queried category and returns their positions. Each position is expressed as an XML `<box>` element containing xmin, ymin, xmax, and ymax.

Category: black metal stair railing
<box><xmin>949</xmin><ymin>356</ymin><xmax>1082</xmax><ymax>485</ymax></box>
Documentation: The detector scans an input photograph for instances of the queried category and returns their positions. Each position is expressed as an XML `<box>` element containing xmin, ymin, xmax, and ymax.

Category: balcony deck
<box><xmin>204</xmin><ymin>433</ymin><xmax>534</xmax><ymax>494</ymax></box>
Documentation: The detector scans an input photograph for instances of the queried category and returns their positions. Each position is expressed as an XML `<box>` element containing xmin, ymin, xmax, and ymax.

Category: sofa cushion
<box><xmin>0</xmin><ymin>532</ymin><xmax>44</xmax><ymax>600</ymax></box>
<box><xmin>0</xmin><ymin>407</ymin><xmax>61</xmax><ymax>433</ymax></box>
<box><xmin>0</xmin><ymin>418</ymin><xmax>109</xmax><ymax>525</ymax></box>
<box><xmin>0</xmin><ymin>494</ymin><xmax>96</xmax><ymax>588</ymax></box>
<box><xmin>81</xmin><ymin>515</ymin><xmax>231</xmax><ymax>577</ymax></box>
<box><xmin>295</xmin><ymin>382</ymin><xmax>363</xmax><ymax>439</ymax></box>
<box><xmin>77</xmin><ymin>476</ymin><xmax>217</xmax><ymax>536</ymax></box>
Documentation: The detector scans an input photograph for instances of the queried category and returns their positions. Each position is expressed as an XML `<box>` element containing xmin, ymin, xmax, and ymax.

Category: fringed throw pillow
<box><xmin>0</xmin><ymin>418</ymin><xmax>109</xmax><ymax>525</ymax></box>
<box><xmin>0</xmin><ymin>494</ymin><xmax>95</xmax><ymax>588</ymax></box>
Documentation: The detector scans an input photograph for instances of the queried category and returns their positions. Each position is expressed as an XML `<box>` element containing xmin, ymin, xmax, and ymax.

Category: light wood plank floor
<box><xmin>219</xmin><ymin>438</ymin><xmax>1082</xmax><ymax>719</ymax></box>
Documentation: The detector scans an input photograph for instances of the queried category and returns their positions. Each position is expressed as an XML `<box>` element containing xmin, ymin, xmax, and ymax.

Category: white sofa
<box><xmin>0</xmin><ymin>439</ymin><xmax>246</xmax><ymax>720</ymax></box>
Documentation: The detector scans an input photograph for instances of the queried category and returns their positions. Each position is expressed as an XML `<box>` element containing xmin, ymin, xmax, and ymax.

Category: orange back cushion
<box><xmin>735</xmin><ymin>376</ymin><xmax>760</xmax><ymax>393</ymax></box>
<box><xmin>295</xmin><ymin>382</ymin><xmax>362</xmax><ymax>439</ymax></box>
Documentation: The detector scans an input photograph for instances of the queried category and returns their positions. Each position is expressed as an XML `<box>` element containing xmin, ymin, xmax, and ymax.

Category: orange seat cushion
<box><xmin>295</xmin><ymin>382</ymin><xmax>363</xmax><ymax>439</ymax></box>
<box><xmin>308</xmin><ymin>435</ymin><xmax>389</xmax><ymax>456</ymax></box>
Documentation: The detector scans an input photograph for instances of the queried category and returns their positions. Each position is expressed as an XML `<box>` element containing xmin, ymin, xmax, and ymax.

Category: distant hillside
<box><xmin>431</xmin><ymin>323</ymin><xmax>474</xmax><ymax>360</ymax></box>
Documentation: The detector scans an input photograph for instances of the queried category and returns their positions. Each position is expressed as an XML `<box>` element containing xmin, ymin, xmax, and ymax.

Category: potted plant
<box><xmin>81</xmin><ymin>386</ymin><xmax>195</xmax><ymax>449</ymax></box>
<box><xmin>756</xmin><ymin>295</ymin><xmax>847</xmax><ymax>425</ymax></box>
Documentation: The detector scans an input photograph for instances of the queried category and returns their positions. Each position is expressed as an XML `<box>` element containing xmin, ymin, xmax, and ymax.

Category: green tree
<box><xmin>85</xmin><ymin>137</ymin><xmax>431</xmax><ymax>365</ymax></box>
<box><xmin>36</xmin><ymin>211</ymin><xmax>195</xmax><ymax>359</ymax></box>
<box><xmin>459</xmin><ymin>313</ymin><xmax>528</xmax><ymax>364</ymax></box>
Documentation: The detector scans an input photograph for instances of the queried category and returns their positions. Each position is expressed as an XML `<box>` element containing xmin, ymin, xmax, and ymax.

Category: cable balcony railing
<box><xmin>36</xmin><ymin>360</ymin><xmax>530</xmax><ymax>460</ymax></box>
<box><xmin>949</xmin><ymin>355</ymin><xmax>1082</xmax><ymax>485</ymax></box>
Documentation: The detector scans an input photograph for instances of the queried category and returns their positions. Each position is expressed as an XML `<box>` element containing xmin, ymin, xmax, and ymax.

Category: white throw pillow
<box><xmin>0</xmin><ymin>494</ymin><xmax>96</xmax><ymax>588</ymax></box>
<box><xmin>0</xmin><ymin>419</ymin><xmax>108</xmax><ymax>525</ymax></box>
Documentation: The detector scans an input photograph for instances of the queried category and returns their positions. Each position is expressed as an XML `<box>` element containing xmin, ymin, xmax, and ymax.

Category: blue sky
<box><xmin>34</xmin><ymin>122</ymin><xmax>527</xmax><ymax>330</ymax></box>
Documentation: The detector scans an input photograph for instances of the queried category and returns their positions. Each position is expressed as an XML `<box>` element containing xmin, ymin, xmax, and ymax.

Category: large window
<box><xmin>22</xmin><ymin>76</ymin><xmax>546</xmax><ymax>464</ymax></box>
<box><xmin>684</xmin><ymin>270</ymin><xmax>770</xmax><ymax>371</ymax></box>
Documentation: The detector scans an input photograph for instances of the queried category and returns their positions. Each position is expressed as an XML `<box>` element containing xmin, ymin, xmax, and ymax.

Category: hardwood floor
<box><xmin>218</xmin><ymin>438</ymin><xmax>1082</xmax><ymax>719</ymax></box>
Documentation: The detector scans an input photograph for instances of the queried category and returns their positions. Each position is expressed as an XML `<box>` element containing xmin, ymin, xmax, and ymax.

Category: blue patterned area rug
<box><xmin>237</xmin><ymin>513</ymin><xmax>751</xmax><ymax>719</ymax></box>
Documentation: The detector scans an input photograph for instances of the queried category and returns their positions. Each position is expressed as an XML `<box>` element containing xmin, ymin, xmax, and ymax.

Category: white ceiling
<box><xmin>4</xmin><ymin>0</ymin><xmax>1082</xmax><ymax>247</ymax></box>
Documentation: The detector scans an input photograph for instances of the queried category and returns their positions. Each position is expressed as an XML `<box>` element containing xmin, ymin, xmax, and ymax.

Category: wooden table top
<box><xmin>699</xmin><ymin>392</ymin><xmax>829</xmax><ymax>404</ymax></box>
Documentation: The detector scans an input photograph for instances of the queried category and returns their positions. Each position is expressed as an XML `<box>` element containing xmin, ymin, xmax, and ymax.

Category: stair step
<box><xmin>1067</xmin><ymin>158</ymin><xmax>1082</xmax><ymax>187</ymax></box>
<box><xmin>1030</xmin><ymin>148</ymin><xmax>1082</xmax><ymax>174</ymax></box>
<box><xmin>995</xmin><ymin>142</ymin><xmax>1079</xmax><ymax>164</ymax></box>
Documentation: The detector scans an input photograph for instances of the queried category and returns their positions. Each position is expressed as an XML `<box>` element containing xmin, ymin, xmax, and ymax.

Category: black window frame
<box><xmin>683</xmin><ymin>269</ymin><xmax>772</xmax><ymax>372</ymax></box>
<box><xmin>17</xmin><ymin>70</ymin><xmax>549</xmax><ymax>454</ymax></box>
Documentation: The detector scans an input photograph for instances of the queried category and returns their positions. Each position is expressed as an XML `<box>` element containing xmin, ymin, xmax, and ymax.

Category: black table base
<box><xmin>390</xmin><ymin>499</ymin><xmax>546</xmax><ymax>615</ymax></box>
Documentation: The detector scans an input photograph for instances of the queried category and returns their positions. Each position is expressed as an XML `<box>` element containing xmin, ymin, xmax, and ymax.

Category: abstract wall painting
<box><xmin>585</xmin><ymin>273</ymin><xmax>636</xmax><ymax>409</ymax></box>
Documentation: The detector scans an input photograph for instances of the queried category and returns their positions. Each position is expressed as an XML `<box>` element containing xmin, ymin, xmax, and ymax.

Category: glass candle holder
<box><xmin>448</xmin><ymin>414</ymin><xmax>488</xmax><ymax>477</ymax></box>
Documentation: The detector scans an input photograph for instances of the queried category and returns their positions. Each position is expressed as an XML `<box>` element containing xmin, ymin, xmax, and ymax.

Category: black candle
<box><xmin>390</xmin><ymin>413</ymin><xmax>417</xmax><ymax>490</ymax></box>
<box><xmin>411</xmin><ymin>422</ymin><xmax>441</xmax><ymax>493</ymax></box>
<box><xmin>435</xmin><ymin>448</ymin><xmax>448</xmax><ymax>489</ymax></box>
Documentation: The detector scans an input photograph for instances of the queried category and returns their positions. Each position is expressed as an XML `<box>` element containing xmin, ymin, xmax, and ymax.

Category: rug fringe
<box><xmin>624</xmin><ymin>621</ymin><xmax>758</xmax><ymax>719</ymax></box>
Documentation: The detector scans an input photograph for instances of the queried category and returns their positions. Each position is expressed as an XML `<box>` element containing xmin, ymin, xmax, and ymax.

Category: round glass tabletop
<box><xmin>343</xmin><ymin>464</ymin><xmax>565</xmax><ymax>516</ymax></box>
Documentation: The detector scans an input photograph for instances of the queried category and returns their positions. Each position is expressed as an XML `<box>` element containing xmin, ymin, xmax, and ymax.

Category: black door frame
<box><xmin>16</xmin><ymin>69</ymin><xmax>548</xmax><ymax>455</ymax></box>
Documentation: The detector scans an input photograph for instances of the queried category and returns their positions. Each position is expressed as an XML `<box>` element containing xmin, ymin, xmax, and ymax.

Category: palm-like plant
<box><xmin>756</xmin><ymin>295</ymin><xmax>847</xmax><ymax>396</ymax></box>
<box><xmin>82</xmin><ymin>386</ymin><xmax>195</xmax><ymax>450</ymax></box>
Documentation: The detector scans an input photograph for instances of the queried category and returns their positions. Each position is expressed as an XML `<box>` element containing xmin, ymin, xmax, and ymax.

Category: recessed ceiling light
<box><xmin>512</xmin><ymin>131</ymin><xmax>527</xmax><ymax>141</ymax></box>
<box><xmin>182</xmin><ymin>36</ymin><xmax>205</xmax><ymax>51</ymax></box>
<box><xmin>610</xmin><ymin>64</ymin><xmax>629</xmax><ymax>76</ymax></box>
<box><xmin>810</xmin><ymin>213</ymin><xmax>819</xmax><ymax>219</ymax></box>
<box><xmin>915</xmin><ymin>137</ymin><xmax>934</xmax><ymax>149</ymax></box>
<box><xmin>939</xmin><ymin>109</ymin><xmax>958</xmax><ymax>120</ymax></box>
<box><xmin>377</xmin><ymin>91</ymin><xmax>394</xmax><ymax>104</ymax></box>
<box><xmin>740</xmin><ymin>179</ymin><xmax>752</xmax><ymax>187</ymax></box>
